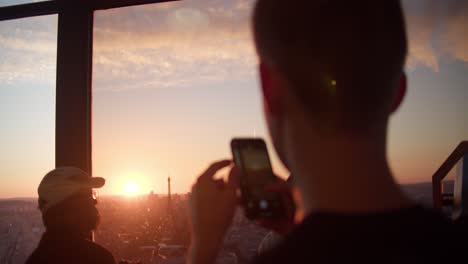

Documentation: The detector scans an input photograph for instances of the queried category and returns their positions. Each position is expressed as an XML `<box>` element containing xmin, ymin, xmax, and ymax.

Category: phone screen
<box><xmin>233</xmin><ymin>140</ymin><xmax>281</xmax><ymax>219</ymax></box>
<box><xmin>238</xmin><ymin>145</ymin><xmax>274</xmax><ymax>198</ymax></box>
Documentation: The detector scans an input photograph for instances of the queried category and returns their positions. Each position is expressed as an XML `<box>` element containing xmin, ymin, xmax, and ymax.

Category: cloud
<box><xmin>0</xmin><ymin>16</ymin><xmax>57</xmax><ymax>86</ymax></box>
<box><xmin>91</xmin><ymin>0</ymin><xmax>468</xmax><ymax>90</ymax></box>
<box><xmin>92</xmin><ymin>0</ymin><xmax>257</xmax><ymax>92</ymax></box>
<box><xmin>166</xmin><ymin>8</ymin><xmax>211</xmax><ymax>31</ymax></box>
<box><xmin>0</xmin><ymin>34</ymin><xmax>54</xmax><ymax>53</ymax></box>
<box><xmin>1</xmin><ymin>0</ymin><xmax>468</xmax><ymax>88</ymax></box>
<box><xmin>402</xmin><ymin>0</ymin><xmax>468</xmax><ymax>71</ymax></box>
<box><xmin>442</xmin><ymin>14</ymin><xmax>468</xmax><ymax>62</ymax></box>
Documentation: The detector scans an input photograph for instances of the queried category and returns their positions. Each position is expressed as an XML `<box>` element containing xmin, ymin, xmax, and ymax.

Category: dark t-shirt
<box><xmin>254</xmin><ymin>206</ymin><xmax>464</xmax><ymax>264</ymax></box>
<box><xmin>26</xmin><ymin>231</ymin><xmax>115</xmax><ymax>264</ymax></box>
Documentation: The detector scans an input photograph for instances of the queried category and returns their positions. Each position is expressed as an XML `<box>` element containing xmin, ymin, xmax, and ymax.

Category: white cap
<box><xmin>38</xmin><ymin>167</ymin><xmax>105</xmax><ymax>213</ymax></box>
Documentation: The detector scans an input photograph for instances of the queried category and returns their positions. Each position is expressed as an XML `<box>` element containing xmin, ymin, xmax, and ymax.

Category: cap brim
<box><xmin>88</xmin><ymin>177</ymin><xmax>105</xmax><ymax>188</ymax></box>
<box><xmin>67</xmin><ymin>174</ymin><xmax>106</xmax><ymax>188</ymax></box>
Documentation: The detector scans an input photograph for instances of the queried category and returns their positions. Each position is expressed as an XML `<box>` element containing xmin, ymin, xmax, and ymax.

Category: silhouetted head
<box><xmin>252</xmin><ymin>0</ymin><xmax>408</xmax><ymax>166</ymax></box>
<box><xmin>38</xmin><ymin>167</ymin><xmax>105</xmax><ymax>237</ymax></box>
<box><xmin>40</xmin><ymin>191</ymin><xmax>100</xmax><ymax>236</ymax></box>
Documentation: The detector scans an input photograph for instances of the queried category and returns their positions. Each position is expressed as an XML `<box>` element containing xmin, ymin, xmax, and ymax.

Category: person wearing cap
<box><xmin>26</xmin><ymin>167</ymin><xmax>116</xmax><ymax>264</ymax></box>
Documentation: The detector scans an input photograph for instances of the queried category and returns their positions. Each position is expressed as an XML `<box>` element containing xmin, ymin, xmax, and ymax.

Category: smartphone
<box><xmin>231</xmin><ymin>138</ymin><xmax>285</xmax><ymax>220</ymax></box>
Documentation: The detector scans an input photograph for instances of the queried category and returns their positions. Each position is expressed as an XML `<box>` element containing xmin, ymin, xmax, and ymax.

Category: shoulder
<box><xmin>81</xmin><ymin>240</ymin><xmax>116</xmax><ymax>264</ymax></box>
<box><xmin>253</xmin><ymin>221</ymin><xmax>327</xmax><ymax>264</ymax></box>
<box><xmin>26</xmin><ymin>235</ymin><xmax>115</xmax><ymax>264</ymax></box>
<box><xmin>254</xmin><ymin>206</ymin><xmax>464</xmax><ymax>264</ymax></box>
<box><xmin>74</xmin><ymin>240</ymin><xmax>115</xmax><ymax>264</ymax></box>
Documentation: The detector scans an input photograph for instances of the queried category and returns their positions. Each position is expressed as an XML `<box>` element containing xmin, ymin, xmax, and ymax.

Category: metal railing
<box><xmin>432</xmin><ymin>141</ymin><xmax>468</xmax><ymax>219</ymax></box>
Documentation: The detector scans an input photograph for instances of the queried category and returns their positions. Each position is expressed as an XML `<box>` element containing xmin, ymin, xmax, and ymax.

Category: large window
<box><xmin>0</xmin><ymin>0</ymin><xmax>465</xmax><ymax>264</ymax></box>
<box><xmin>92</xmin><ymin>1</ymin><xmax>278</xmax><ymax>262</ymax></box>
<box><xmin>390</xmin><ymin>1</ymin><xmax>468</xmax><ymax>202</ymax></box>
<box><xmin>92</xmin><ymin>1</ymin><xmax>285</xmax><ymax>197</ymax></box>
<box><xmin>91</xmin><ymin>0</ymin><xmax>468</xmax><ymax>263</ymax></box>
<box><xmin>0</xmin><ymin>15</ymin><xmax>57</xmax><ymax>264</ymax></box>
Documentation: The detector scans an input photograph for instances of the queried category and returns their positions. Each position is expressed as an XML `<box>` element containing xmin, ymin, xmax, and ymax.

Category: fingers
<box><xmin>214</xmin><ymin>179</ymin><xmax>225</xmax><ymax>189</ymax></box>
<box><xmin>199</xmin><ymin>160</ymin><xmax>232</xmax><ymax>182</ymax></box>
<box><xmin>224</xmin><ymin>166</ymin><xmax>240</xmax><ymax>204</ymax></box>
<box><xmin>264</xmin><ymin>180</ymin><xmax>296</xmax><ymax>224</ymax></box>
<box><xmin>227</xmin><ymin>166</ymin><xmax>240</xmax><ymax>189</ymax></box>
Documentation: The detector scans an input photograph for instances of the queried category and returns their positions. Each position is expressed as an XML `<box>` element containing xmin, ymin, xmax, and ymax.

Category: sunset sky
<box><xmin>0</xmin><ymin>0</ymin><xmax>467</xmax><ymax>198</ymax></box>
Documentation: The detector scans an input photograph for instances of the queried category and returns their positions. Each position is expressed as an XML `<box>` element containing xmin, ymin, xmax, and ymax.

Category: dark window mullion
<box><xmin>93</xmin><ymin>0</ymin><xmax>179</xmax><ymax>11</ymax></box>
<box><xmin>55</xmin><ymin>4</ymin><xmax>93</xmax><ymax>174</ymax></box>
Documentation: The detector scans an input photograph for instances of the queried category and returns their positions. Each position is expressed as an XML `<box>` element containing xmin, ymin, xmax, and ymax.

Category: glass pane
<box><xmin>0</xmin><ymin>0</ymin><xmax>49</xmax><ymax>8</ymax></box>
<box><xmin>93</xmin><ymin>0</ymin><xmax>468</xmax><ymax>262</ymax></box>
<box><xmin>93</xmin><ymin>1</ymin><xmax>282</xmax><ymax>262</ymax></box>
<box><xmin>0</xmin><ymin>15</ymin><xmax>57</xmax><ymax>263</ymax></box>
<box><xmin>390</xmin><ymin>0</ymin><xmax>468</xmax><ymax>204</ymax></box>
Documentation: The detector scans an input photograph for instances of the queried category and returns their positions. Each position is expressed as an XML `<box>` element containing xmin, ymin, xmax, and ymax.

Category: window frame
<box><xmin>0</xmin><ymin>0</ymin><xmax>179</xmax><ymax>173</ymax></box>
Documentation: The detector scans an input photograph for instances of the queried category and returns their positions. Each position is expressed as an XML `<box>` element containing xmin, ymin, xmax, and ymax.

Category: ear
<box><xmin>259</xmin><ymin>61</ymin><xmax>283</xmax><ymax>116</ymax></box>
<box><xmin>391</xmin><ymin>72</ymin><xmax>407</xmax><ymax>113</ymax></box>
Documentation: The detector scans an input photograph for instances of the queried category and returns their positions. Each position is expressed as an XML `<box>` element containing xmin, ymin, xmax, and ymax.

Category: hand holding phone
<box><xmin>256</xmin><ymin>180</ymin><xmax>296</xmax><ymax>235</ymax></box>
<box><xmin>231</xmin><ymin>138</ymin><xmax>289</xmax><ymax>220</ymax></box>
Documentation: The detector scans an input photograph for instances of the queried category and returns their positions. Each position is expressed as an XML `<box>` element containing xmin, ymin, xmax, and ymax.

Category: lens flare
<box><xmin>123</xmin><ymin>182</ymin><xmax>140</xmax><ymax>196</ymax></box>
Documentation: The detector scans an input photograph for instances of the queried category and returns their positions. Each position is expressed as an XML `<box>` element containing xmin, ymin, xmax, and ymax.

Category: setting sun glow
<box><xmin>123</xmin><ymin>182</ymin><xmax>140</xmax><ymax>196</ymax></box>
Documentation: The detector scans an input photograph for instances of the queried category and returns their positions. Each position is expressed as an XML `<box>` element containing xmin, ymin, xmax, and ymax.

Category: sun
<box><xmin>123</xmin><ymin>182</ymin><xmax>140</xmax><ymax>196</ymax></box>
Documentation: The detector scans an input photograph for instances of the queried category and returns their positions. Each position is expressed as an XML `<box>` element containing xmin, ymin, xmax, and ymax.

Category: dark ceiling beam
<box><xmin>0</xmin><ymin>1</ymin><xmax>57</xmax><ymax>21</ymax></box>
<box><xmin>0</xmin><ymin>0</ymin><xmax>180</xmax><ymax>22</ymax></box>
<box><xmin>92</xmin><ymin>0</ymin><xmax>180</xmax><ymax>11</ymax></box>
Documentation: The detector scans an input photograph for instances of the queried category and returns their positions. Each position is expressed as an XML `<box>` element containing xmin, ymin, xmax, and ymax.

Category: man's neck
<box><xmin>288</xmin><ymin>131</ymin><xmax>413</xmax><ymax>216</ymax></box>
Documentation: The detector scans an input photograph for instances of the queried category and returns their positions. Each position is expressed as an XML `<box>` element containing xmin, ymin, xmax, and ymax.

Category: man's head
<box><xmin>38</xmin><ymin>167</ymin><xmax>105</xmax><ymax>235</ymax></box>
<box><xmin>253</xmin><ymin>0</ymin><xmax>408</xmax><ymax>165</ymax></box>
